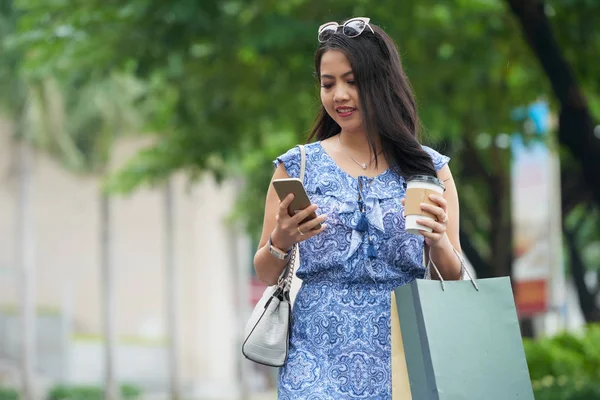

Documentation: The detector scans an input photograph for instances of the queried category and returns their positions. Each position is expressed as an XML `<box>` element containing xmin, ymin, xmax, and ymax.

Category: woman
<box><xmin>253</xmin><ymin>17</ymin><xmax>463</xmax><ymax>398</ymax></box>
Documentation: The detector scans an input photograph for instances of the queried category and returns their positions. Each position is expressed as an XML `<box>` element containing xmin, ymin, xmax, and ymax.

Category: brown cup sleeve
<box><xmin>404</xmin><ymin>188</ymin><xmax>440</xmax><ymax>220</ymax></box>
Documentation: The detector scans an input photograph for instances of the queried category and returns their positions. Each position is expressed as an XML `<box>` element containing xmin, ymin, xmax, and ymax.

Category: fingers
<box><xmin>420</xmin><ymin>204</ymin><xmax>447</xmax><ymax>223</ymax></box>
<box><xmin>416</xmin><ymin>218</ymin><xmax>446</xmax><ymax>235</ymax></box>
<box><xmin>291</xmin><ymin>204</ymin><xmax>319</xmax><ymax>225</ymax></box>
<box><xmin>299</xmin><ymin>222</ymin><xmax>328</xmax><ymax>239</ymax></box>
<box><xmin>278</xmin><ymin>193</ymin><xmax>295</xmax><ymax>216</ymax></box>
<box><xmin>274</xmin><ymin>196</ymin><xmax>327</xmax><ymax>247</ymax></box>
<box><xmin>418</xmin><ymin>229</ymin><xmax>439</xmax><ymax>246</ymax></box>
<box><xmin>403</xmin><ymin>196</ymin><xmax>447</xmax><ymax>222</ymax></box>
<box><xmin>420</xmin><ymin>195</ymin><xmax>448</xmax><ymax>223</ymax></box>
<box><xmin>428</xmin><ymin>194</ymin><xmax>447</xmax><ymax>211</ymax></box>
<box><xmin>299</xmin><ymin>214</ymin><xmax>328</xmax><ymax>233</ymax></box>
<box><xmin>285</xmin><ymin>214</ymin><xmax>327</xmax><ymax>245</ymax></box>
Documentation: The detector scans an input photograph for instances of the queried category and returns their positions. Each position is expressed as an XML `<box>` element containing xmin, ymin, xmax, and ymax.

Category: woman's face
<box><xmin>319</xmin><ymin>50</ymin><xmax>363</xmax><ymax>134</ymax></box>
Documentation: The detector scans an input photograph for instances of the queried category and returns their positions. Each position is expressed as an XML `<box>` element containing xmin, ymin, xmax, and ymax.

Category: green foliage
<box><xmin>548</xmin><ymin>0</ymin><xmax>600</xmax><ymax>117</ymax></box>
<box><xmin>1</xmin><ymin>0</ymin><xmax>147</xmax><ymax>178</ymax></box>
<box><xmin>0</xmin><ymin>0</ymin><xmax>25</xmax><ymax>118</ymax></box>
<box><xmin>0</xmin><ymin>3</ymin><xmax>568</xmax><ymax>282</ymax></box>
<box><xmin>0</xmin><ymin>387</ymin><xmax>18</xmax><ymax>400</ymax></box>
<box><xmin>227</xmin><ymin>130</ymin><xmax>299</xmax><ymax>238</ymax></box>
<box><xmin>532</xmin><ymin>377</ymin><xmax>600</xmax><ymax>400</ymax></box>
<box><xmin>564</xmin><ymin>202</ymin><xmax>600</xmax><ymax>272</ymax></box>
<box><xmin>6</xmin><ymin>1</ymin><xmax>600</xmax><ymax>274</ymax></box>
<box><xmin>524</xmin><ymin>324</ymin><xmax>600</xmax><ymax>399</ymax></box>
<box><xmin>47</xmin><ymin>384</ymin><xmax>141</xmax><ymax>400</ymax></box>
<box><xmin>9</xmin><ymin>1</ymin><xmax>544</xmax><ymax>173</ymax></box>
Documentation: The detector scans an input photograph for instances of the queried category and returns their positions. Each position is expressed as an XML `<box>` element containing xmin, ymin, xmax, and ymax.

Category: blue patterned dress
<box><xmin>274</xmin><ymin>141</ymin><xmax>450</xmax><ymax>399</ymax></box>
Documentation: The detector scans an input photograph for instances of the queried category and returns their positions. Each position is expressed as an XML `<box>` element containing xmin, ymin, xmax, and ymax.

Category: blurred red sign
<box><xmin>514</xmin><ymin>279</ymin><xmax>548</xmax><ymax>317</ymax></box>
<box><xmin>250</xmin><ymin>277</ymin><xmax>268</xmax><ymax>306</ymax></box>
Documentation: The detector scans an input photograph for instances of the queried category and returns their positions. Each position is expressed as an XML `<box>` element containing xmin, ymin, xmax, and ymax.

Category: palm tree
<box><xmin>1</xmin><ymin>15</ymin><xmax>148</xmax><ymax>397</ymax></box>
<box><xmin>57</xmin><ymin>73</ymin><xmax>147</xmax><ymax>400</ymax></box>
<box><xmin>163</xmin><ymin>178</ymin><xmax>182</xmax><ymax>400</ymax></box>
<box><xmin>3</xmin><ymin>6</ymin><xmax>182</xmax><ymax>399</ymax></box>
<box><xmin>13</xmin><ymin>78</ymin><xmax>83</xmax><ymax>400</ymax></box>
<box><xmin>0</xmin><ymin>5</ymin><xmax>61</xmax><ymax>399</ymax></box>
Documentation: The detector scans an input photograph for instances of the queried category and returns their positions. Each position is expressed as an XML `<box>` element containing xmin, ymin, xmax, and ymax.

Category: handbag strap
<box><xmin>299</xmin><ymin>144</ymin><xmax>306</xmax><ymax>184</ymax></box>
<box><xmin>279</xmin><ymin>144</ymin><xmax>306</xmax><ymax>291</ymax></box>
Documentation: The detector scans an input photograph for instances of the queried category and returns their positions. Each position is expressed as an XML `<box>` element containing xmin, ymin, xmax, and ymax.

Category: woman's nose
<box><xmin>334</xmin><ymin>87</ymin><xmax>350</xmax><ymax>102</ymax></box>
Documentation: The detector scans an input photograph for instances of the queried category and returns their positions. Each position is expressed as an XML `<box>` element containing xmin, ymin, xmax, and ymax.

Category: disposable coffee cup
<box><xmin>404</xmin><ymin>175</ymin><xmax>445</xmax><ymax>235</ymax></box>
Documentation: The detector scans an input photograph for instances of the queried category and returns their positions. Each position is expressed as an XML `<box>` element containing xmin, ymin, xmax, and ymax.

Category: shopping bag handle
<box><xmin>425</xmin><ymin>247</ymin><xmax>479</xmax><ymax>292</ymax></box>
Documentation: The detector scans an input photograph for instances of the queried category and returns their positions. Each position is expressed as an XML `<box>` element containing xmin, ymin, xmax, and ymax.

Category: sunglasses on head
<box><xmin>317</xmin><ymin>17</ymin><xmax>374</xmax><ymax>43</ymax></box>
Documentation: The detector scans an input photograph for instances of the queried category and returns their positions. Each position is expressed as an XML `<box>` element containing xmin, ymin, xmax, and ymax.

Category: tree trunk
<box><xmin>459</xmin><ymin>227</ymin><xmax>491</xmax><ymax>279</ymax></box>
<box><xmin>488</xmin><ymin>146</ymin><xmax>513</xmax><ymax>278</ymax></box>
<box><xmin>505</xmin><ymin>0</ymin><xmax>600</xmax><ymax>207</ymax></box>
<box><xmin>563</xmin><ymin>214</ymin><xmax>600</xmax><ymax>323</ymax></box>
<box><xmin>520</xmin><ymin>319</ymin><xmax>536</xmax><ymax>338</ymax></box>
<box><xmin>17</xmin><ymin>140</ymin><xmax>36</xmax><ymax>400</ymax></box>
<box><xmin>230</xmin><ymin>177</ymin><xmax>253</xmax><ymax>399</ymax></box>
<box><xmin>164</xmin><ymin>180</ymin><xmax>182</xmax><ymax>400</ymax></box>
<box><xmin>561</xmin><ymin>161</ymin><xmax>592</xmax><ymax>215</ymax></box>
<box><xmin>101</xmin><ymin>192</ymin><xmax>118</xmax><ymax>400</ymax></box>
<box><xmin>458</xmin><ymin>138</ymin><xmax>494</xmax><ymax>279</ymax></box>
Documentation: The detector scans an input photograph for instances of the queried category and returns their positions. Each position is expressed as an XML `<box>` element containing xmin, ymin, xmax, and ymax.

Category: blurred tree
<box><xmin>9</xmin><ymin>0</ymin><xmax>541</xmax><ymax>274</ymax></box>
<box><xmin>2</xmin><ymin>3</ymin><xmax>149</xmax><ymax>397</ymax></box>
<box><xmin>564</xmin><ymin>201</ymin><xmax>600</xmax><ymax>322</ymax></box>
<box><xmin>34</xmin><ymin>73</ymin><xmax>175</xmax><ymax>400</ymax></box>
<box><xmin>60</xmin><ymin>73</ymin><xmax>148</xmax><ymax>400</ymax></box>
<box><xmin>9</xmin><ymin>0</ymin><xmax>600</xmax><ymax>321</ymax></box>
<box><xmin>0</xmin><ymin>3</ymin><xmax>67</xmax><ymax>399</ymax></box>
<box><xmin>504</xmin><ymin>0</ymin><xmax>600</xmax><ymax>322</ymax></box>
<box><xmin>506</xmin><ymin>0</ymin><xmax>600</xmax><ymax>207</ymax></box>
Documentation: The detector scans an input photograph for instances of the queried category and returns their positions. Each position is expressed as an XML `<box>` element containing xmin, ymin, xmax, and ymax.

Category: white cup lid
<box><xmin>406</xmin><ymin>174</ymin><xmax>445</xmax><ymax>191</ymax></box>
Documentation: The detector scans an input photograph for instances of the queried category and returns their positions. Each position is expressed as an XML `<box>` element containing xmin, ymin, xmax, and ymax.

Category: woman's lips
<box><xmin>336</xmin><ymin>107</ymin><xmax>356</xmax><ymax>117</ymax></box>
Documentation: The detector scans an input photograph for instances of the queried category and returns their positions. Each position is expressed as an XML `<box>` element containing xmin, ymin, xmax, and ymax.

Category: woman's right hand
<box><xmin>270</xmin><ymin>193</ymin><xmax>327</xmax><ymax>251</ymax></box>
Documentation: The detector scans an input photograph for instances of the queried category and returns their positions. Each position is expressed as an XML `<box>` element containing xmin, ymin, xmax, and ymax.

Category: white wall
<box><xmin>0</xmin><ymin>120</ymin><xmax>250</xmax><ymax>398</ymax></box>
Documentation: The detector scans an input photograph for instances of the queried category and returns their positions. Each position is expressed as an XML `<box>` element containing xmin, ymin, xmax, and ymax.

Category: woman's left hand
<box><xmin>417</xmin><ymin>194</ymin><xmax>449</xmax><ymax>247</ymax></box>
<box><xmin>401</xmin><ymin>195</ymin><xmax>450</xmax><ymax>248</ymax></box>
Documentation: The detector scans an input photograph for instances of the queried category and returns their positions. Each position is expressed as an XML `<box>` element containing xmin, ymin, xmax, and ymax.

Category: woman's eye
<box><xmin>321</xmin><ymin>83</ymin><xmax>333</xmax><ymax>89</ymax></box>
<box><xmin>348</xmin><ymin>80</ymin><xmax>356</xmax><ymax>85</ymax></box>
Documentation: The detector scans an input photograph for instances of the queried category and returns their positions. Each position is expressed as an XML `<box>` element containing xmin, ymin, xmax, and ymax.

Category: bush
<box><xmin>0</xmin><ymin>388</ymin><xmax>18</xmax><ymax>400</ymax></box>
<box><xmin>47</xmin><ymin>384</ymin><xmax>141</xmax><ymax>400</ymax></box>
<box><xmin>532</xmin><ymin>377</ymin><xmax>600</xmax><ymax>400</ymax></box>
<box><xmin>524</xmin><ymin>323</ymin><xmax>600</xmax><ymax>400</ymax></box>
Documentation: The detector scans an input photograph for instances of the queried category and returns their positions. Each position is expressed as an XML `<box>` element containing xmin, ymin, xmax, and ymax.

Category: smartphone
<box><xmin>272</xmin><ymin>178</ymin><xmax>322</xmax><ymax>230</ymax></box>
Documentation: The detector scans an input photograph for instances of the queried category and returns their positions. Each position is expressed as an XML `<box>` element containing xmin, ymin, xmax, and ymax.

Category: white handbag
<box><xmin>242</xmin><ymin>144</ymin><xmax>306</xmax><ymax>367</ymax></box>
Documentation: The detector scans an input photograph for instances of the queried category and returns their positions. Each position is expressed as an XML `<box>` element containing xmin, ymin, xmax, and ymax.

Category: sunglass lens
<box><xmin>318</xmin><ymin>25</ymin><xmax>337</xmax><ymax>42</ymax></box>
<box><xmin>343</xmin><ymin>20</ymin><xmax>365</xmax><ymax>37</ymax></box>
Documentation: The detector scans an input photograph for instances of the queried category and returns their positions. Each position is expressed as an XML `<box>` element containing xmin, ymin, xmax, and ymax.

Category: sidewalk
<box><xmin>250</xmin><ymin>391</ymin><xmax>276</xmax><ymax>400</ymax></box>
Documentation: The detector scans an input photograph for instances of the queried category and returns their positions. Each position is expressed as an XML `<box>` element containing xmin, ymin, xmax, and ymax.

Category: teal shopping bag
<box><xmin>393</xmin><ymin>274</ymin><xmax>535</xmax><ymax>400</ymax></box>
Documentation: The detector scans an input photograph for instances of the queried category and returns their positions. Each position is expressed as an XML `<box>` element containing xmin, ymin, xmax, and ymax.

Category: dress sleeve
<box><xmin>422</xmin><ymin>145</ymin><xmax>450</xmax><ymax>172</ymax></box>
<box><xmin>273</xmin><ymin>146</ymin><xmax>301</xmax><ymax>179</ymax></box>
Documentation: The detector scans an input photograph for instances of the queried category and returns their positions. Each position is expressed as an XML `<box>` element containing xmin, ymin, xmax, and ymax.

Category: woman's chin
<box><xmin>339</xmin><ymin>123</ymin><xmax>364</xmax><ymax>135</ymax></box>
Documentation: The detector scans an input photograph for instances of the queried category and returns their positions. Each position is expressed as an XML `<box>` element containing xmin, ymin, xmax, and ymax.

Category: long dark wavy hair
<box><xmin>307</xmin><ymin>20</ymin><xmax>437</xmax><ymax>178</ymax></box>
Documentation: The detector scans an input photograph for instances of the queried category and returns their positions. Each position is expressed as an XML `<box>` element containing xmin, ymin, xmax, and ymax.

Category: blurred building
<box><xmin>0</xmin><ymin>119</ymin><xmax>262</xmax><ymax>398</ymax></box>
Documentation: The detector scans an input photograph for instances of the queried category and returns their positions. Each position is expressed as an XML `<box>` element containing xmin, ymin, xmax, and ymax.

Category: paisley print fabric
<box><xmin>274</xmin><ymin>142</ymin><xmax>450</xmax><ymax>399</ymax></box>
